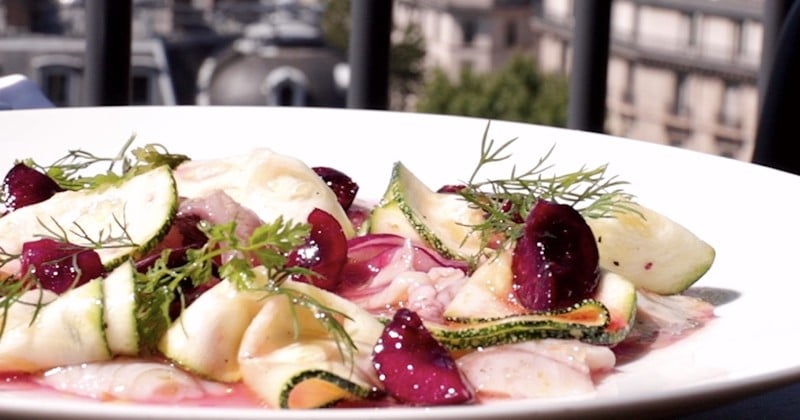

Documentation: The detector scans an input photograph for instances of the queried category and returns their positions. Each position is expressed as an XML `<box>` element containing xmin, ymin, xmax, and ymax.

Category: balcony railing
<box><xmin>81</xmin><ymin>0</ymin><xmax>799</xmax><ymax>174</ymax></box>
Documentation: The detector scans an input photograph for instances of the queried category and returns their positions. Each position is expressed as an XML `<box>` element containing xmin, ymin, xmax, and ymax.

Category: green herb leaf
<box><xmin>460</xmin><ymin>121</ymin><xmax>636</xmax><ymax>254</ymax></box>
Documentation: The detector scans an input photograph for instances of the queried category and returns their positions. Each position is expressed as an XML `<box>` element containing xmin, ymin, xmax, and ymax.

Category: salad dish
<box><xmin>0</xmin><ymin>106</ymin><xmax>798</xmax><ymax>419</ymax></box>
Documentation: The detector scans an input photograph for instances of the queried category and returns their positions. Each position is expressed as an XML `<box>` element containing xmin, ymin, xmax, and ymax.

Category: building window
<box><xmin>262</xmin><ymin>66</ymin><xmax>309</xmax><ymax>106</ymax></box>
<box><xmin>38</xmin><ymin>65</ymin><xmax>80</xmax><ymax>107</ymax></box>
<box><xmin>718</xmin><ymin>81</ymin><xmax>741</xmax><ymax>128</ymax></box>
<box><xmin>666</xmin><ymin>126</ymin><xmax>691</xmax><ymax>148</ymax></box>
<box><xmin>632</xmin><ymin>3</ymin><xmax>641</xmax><ymax>41</ymax></box>
<box><xmin>505</xmin><ymin>20</ymin><xmax>518</xmax><ymax>47</ymax></box>
<box><xmin>623</xmin><ymin>61</ymin><xmax>635</xmax><ymax>104</ymax></box>
<box><xmin>131</xmin><ymin>75</ymin><xmax>149</xmax><ymax>105</ymax></box>
<box><xmin>131</xmin><ymin>67</ymin><xmax>159</xmax><ymax>105</ymax></box>
<box><xmin>559</xmin><ymin>39</ymin><xmax>569</xmax><ymax>73</ymax></box>
<box><xmin>715</xmin><ymin>135</ymin><xmax>743</xmax><ymax>158</ymax></box>
<box><xmin>734</xmin><ymin>19</ymin><xmax>747</xmax><ymax>57</ymax></box>
<box><xmin>620</xmin><ymin>114</ymin><xmax>635</xmax><ymax>137</ymax></box>
<box><xmin>462</xmin><ymin>19</ymin><xmax>477</xmax><ymax>46</ymax></box>
<box><xmin>43</xmin><ymin>72</ymin><xmax>69</xmax><ymax>106</ymax></box>
<box><xmin>683</xmin><ymin>11</ymin><xmax>700</xmax><ymax>48</ymax></box>
<box><xmin>276</xmin><ymin>83</ymin><xmax>295</xmax><ymax>105</ymax></box>
<box><xmin>531</xmin><ymin>0</ymin><xmax>543</xmax><ymax>16</ymax></box>
<box><xmin>670</xmin><ymin>72</ymin><xmax>690</xmax><ymax>117</ymax></box>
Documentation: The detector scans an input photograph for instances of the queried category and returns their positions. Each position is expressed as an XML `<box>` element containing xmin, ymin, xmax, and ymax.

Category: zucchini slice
<box><xmin>0</xmin><ymin>279</ymin><xmax>110</xmax><ymax>372</ymax></box>
<box><xmin>0</xmin><ymin>166</ymin><xmax>177</xmax><ymax>274</ymax></box>
<box><xmin>590</xmin><ymin>271</ymin><xmax>637</xmax><ymax>345</ymax></box>
<box><xmin>430</xmin><ymin>300</ymin><xmax>610</xmax><ymax>350</ymax></box>
<box><xmin>238</xmin><ymin>279</ymin><xmax>384</xmax><ymax>409</ymax></box>
<box><xmin>586</xmin><ymin>201</ymin><xmax>715</xmax><ymax>295</ymax></box>
<box><xmin>441</xmin><ymin>251</ymin><xmax>636</xmax><ymax>347</ymax></box>
<box><xmin>102</xmin><ymin>261</ymin><xmax>139</xmax><ymax>356</ymax></box>
<box><xmin>368</xmin><ymin>162</ymin><xmax>485</xmax><ymax>261</ymax></box>
<box><xmin>158</xmin><ymin>274</ymin><xmax>269</xmax><ymax>382</ymax></box>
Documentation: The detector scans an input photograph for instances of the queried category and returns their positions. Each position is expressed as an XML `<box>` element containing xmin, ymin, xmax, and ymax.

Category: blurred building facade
<box><xmin>394</xmin><ymin>0</ymin><xmax>536</xmax><ymax>79</ymax></box>
<box><xmin>1</xmin><ymin>0</ymin><xmax>764</xmax><ymax>160</ymax></box>
<box><xmin>0</xmin><ymin>0</ymin><xmax>345</xmax><ymax>107</ymax></box>
<box><xmin>395</xmin><ymin>0</ymin><xmax>762</xmax><ymax>160</ymax></box>
<box><xmin>534</xmin><ymin>0</ymin><xmax>762</xmax><ymax>160</ymax></box>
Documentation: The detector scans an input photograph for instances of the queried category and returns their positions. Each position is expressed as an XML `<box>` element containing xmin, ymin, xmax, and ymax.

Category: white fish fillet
<box><xmin>37</xmin><ymin>359</ymin><xmax>229</xmax><ymax>403</ymax></box>
<box><xmin>457</xmin><ymin>339</ymin><xmax>616</xmax><ymax>401</ymax></box>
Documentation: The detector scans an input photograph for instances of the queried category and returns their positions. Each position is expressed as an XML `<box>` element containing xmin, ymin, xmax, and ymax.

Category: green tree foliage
<box><xmin>416</xmin><ymin>55</ymin><xmax>569</xmax><ymax>127</ymax></box>
<box><xmin>389</xmin><ymin>23</ymin><xmax>426</xmax><ymax>110</ymax></box>
<box><xmin>320</xmin><ymin>0</ymin><xmax>350</xmax><ymax>53</ymax></box>
<box><xmin>321</xmin><ymin>0</ymin><xmax>426</xmax><ymax>109</ymax></box>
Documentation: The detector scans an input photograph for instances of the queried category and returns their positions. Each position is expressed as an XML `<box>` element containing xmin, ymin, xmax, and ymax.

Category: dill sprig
<box><xmin>214</xmin><ymin>218</ymin><xmax>357</xmax><ymax>360</ymax></box>
<box><xmin>35</xmin><ymin>211</ymin><xmax>139</xmax><ymax>251</ymax></box>
<box><xmin>0</xmin><ymin>245</ymin><xmax>19</xmax><ymax>273</ymax></box>
<box><xmin>275</xmin><ymin>285</ymin><xmax>357</xmax><ymax>363</ymax></box>
<box><xmin>459</xmin><ymin>121</ymin><xmax>636</xmax><ymax>253</ymax></box>
<box><xmin>26</xmin><ymin>135</ymin><xmax>189</xmax><ymax>191</ymax></box>
<box><xmin>0</xmin><ymin>277</ymin><xmax>47</xmax><ymax>338</ymax></box>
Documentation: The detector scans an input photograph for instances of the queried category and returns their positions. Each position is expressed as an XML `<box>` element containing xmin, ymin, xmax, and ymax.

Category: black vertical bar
<box><xmin>758</xmin><ymin>0</ymin><xmax>794</xmax><ymax>112</ymax></box>
<box><xmin>84</xmin><ymin>0</ymin><xmax>132</xmax><ymax>106</ymax></box>
<box><xmin>567</xmin><ymin>1</ymin><xmax>612</xmax><ymax>132</ymax></box>
<box><xmin>752</xmin><ymin>0</ymin><xmax>800</xmax><ymax>174</ymax></box>
<box><xmin>347</xmin><ymin>0</ymin><xmax>392</xmax><ymax>110</ymax></box>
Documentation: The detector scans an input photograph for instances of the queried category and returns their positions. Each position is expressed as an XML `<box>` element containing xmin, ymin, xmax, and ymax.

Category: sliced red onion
<box><xmin>337</xmin><ymin>233</ymin><xmax>468</xmax><ymax>292</ymax></box>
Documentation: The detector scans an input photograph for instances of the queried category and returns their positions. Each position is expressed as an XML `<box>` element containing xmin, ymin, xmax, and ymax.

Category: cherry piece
<box><xmin>2</xmin><ymin>163</ymin><xmax>63</xmax><ymax>211</ymax></box>
<box><xmin>372</xmin><ymin>308</ymin><xmax>472</xmax><ymax>406</ymax></box>
<box><xmin>313</xmin><ymin>166</ymin><xmax>359</xmax><ymax>211</ymax></box>
<box><xmin>436</xmin><ymin>184</ymin><xmax>466</xmax><ymax>193</ymax></box>
<box><xmin>286</xmin><ymin>208</ymin><xmax>347</xmax><ymax>291</ymax></box>
<box><xmin>511</xmin><ymin>200</ymin><xmax>599</xmax><ymax>311</ymax></box>
<box><xmin>19</xmin><ymin>238</ymin><xmax>105</xmax><ymax>294</ymax></box>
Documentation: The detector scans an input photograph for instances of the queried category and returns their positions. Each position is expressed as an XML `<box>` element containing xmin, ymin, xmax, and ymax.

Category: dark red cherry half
<box><xmin>436</xmin><ymin>184</ymin><xmax>466</xmax><ymax>193</ymax></box>
<box><xmin>372</xmin><ymin>308</ymin><xmax>472</xmax><ymax>406</ymax></box>
<box><xmin>286</xmin><ymin>208</ymin><xmax>347</xmax><ymax>291</ymax></box>
<box><xmin>2</xmin><ymin>163</ymin><xmax>63</xmax><ymax>211</ymax></box>
<box><xmin>313</xmin><ymin>166</ymin><xmax>359</xmax><ymax>211</ymax></box>
<box><xmin>511</xmin><ymin>200</ymin><xmax>599</xmax><ymax>311</ymax></box>
<box><xmin>19</xmin><ymin>238</ymin><xmax>105</xmax><ymax>294</ymax></box>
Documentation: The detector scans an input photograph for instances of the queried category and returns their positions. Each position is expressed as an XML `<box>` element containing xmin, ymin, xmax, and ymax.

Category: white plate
<box><xmin>0</xmin><ymin>106</ymin><xmax>798</xmax><ymax>419</ymax></box>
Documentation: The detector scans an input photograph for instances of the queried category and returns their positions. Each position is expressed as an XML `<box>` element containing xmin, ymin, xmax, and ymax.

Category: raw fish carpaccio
<box><xmin>0</xmin><ymin>141</ymin><xmax>716</xmax><ymax>409</ymax></box>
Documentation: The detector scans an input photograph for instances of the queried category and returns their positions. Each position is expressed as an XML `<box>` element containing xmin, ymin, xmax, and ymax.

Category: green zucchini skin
<box><xmin>237</xmin><ymin>279</ymin><xmax>384</xmax><ymax>409</ymax></box>
<box><xmin>369</xmin><ymin>162</ymin><xmax>485</xmax><ymax>261</ymax></box>
<box><xmin>430</xmin><ymin>272</ymin><xmax>637</xmax><ymax>349</ymax></box>
<box><xmin>439</xmin><ymin>248</ymin><xmax>637</xmax><ymax>348</ymax></box>
<box><xmin>0</xmin><ymin>165</ymin><xmax>178</xmax><ymax>273</ymax></box>
<box><xmin>0</xmin><ymin>279</ymin><xmax>110</xmax><ymax>372</ymax></box>
<box><xmin>102</xmin><ymin>261</ymin><xmax>139</xmax><ymax>356</ymax></box>
<box><xmin>430</xmin><ymin>299</ymin><xmax>611</xmax><ymax>350</ymax></box>
<box><xmin>278</xmin><ymin>369</ymin><xmax>381</xmax><ymax>409</ymax></box>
